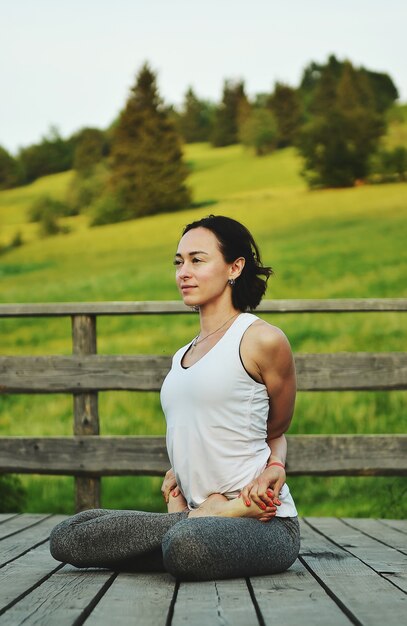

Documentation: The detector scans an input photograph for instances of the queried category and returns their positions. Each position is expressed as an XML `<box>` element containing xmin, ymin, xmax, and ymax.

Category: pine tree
<box><xmin>0</xmin><ymin>146</ymin><xmax>19</xmax><ymax>189</ymax></box>
<box><xmin>109</xmin><ymin>63</ymin><xmax>191</xmax><ymax>219</ymax></box>
<box><xmin>298</xmin><ymin>61</ymin><xmax>385</xmax><ymax>187</ymax></box>
<box><xmin>268</xmin><ymin>83</ymin><xmax>302</xmax><ymax>147</ymax></box>
<box><xmin>179</xmin><ymin>88</ymin><xmax>214</xmax><ymax>143</ymax></box>
<box><xmin>211</xmin><ymin>81</ymin><xmax>251</xmax><ymax>147</ymax></box>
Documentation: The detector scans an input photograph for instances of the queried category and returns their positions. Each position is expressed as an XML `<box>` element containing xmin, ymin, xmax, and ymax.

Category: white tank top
<box><xmin>160</xmin><ymin>312</ymin><xmax>297</xmax><ymax>516</ymax></box>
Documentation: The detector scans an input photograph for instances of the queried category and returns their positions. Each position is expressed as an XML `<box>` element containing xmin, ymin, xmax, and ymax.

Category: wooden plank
<box><xmin>0</xmin><ymin>514</ymin><xmax>18</xmax><ymax>525</ymax></box>
<box><xmin>0</xmin><ymin>514</ymin><xmax>51</xmax><ymax>540</ymax></box>
<box><xmin>0</xmin><ymin>515</ymin><xmax>66</xmax><ymax>568</ymax></box>
<box><xmin>72</xmin><ymin>314</ymin><xmax>100</xmax><ymax>512</ymax></box>
<box><xmin>1</xmin><ymin>298</ymin><xmax>406</xmax><ymax>317</ymax></box>
<box><xmin>306</xmin><ymin>517</ymin><xmax>407</xmax><ymax>578</ymax></box>
<box><xmin>84</xmin><ymin>572</ymin><xmax>175</xmax><ymax>626</ymax></box>
<box><xmin>0</xmin><ymin>354</ymin><xmax>171</xmax><ymax>393</ymax></box>
<box><xmin>0</xmin><ymin>564</ymin><xmax>115</xmax><ymax>625</ymax></box>
<box><xmin>378</xmin><ymin>519</ymin><xmax>407</xmax><ymax>535</ymax></box>
<box><xmin>0</xmin><ymin>542</ymin><xmax>63</xmax><ymax>613</ymax></box>
<box><xmin>249</xmin><ymin>560</ymin><xmax>352</xmax><ymax>625</ymax></box>
<box><xmin>341</xmin><ymin>518</ymin><xmax>407</xmax><ymax>554</ymax></box>
<box><xmin>337</xmin><ymin>518</ymin><xmax>407</xmax><ymax>593</ymax></box>
<box><xmin>1</xmin><ymin>352</ymin><xmax>406</xmax><ymax>393</ymax></box>
<box><xmin>295</xmin><ymin>352</ymin><xmax>407</xmax><ymax>390</ymax></box>
<box><xmin>287</xmin><ymin>435</ymin><xmax>407</xmax><ymax>476</ymax></box>
<box><xmin>300</xmin><ymin>518</ymin><xmax>407</xmax><ymax>626</ymax></box>
<box><xmin>1</xmin><ymin>435</ymin><xmax>406</xmax><ymax>477</ymax></box>
<box><xmin>172</xmin><ymin>579</ymin><xmax>259</xmax><ymax>626</ymax></box>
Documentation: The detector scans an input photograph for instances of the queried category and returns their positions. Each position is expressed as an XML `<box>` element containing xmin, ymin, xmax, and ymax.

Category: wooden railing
<box><xmin>1</xmin><ymin>299</ymin><xmax>406</xmax><ymax>511</ymax></box>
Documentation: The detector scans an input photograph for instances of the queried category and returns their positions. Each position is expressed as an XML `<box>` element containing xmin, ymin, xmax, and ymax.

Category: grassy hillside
<box><xmin>0</xmin><ymin>142</ymin><xmax>406</xmax><ymax>517</ymax></box>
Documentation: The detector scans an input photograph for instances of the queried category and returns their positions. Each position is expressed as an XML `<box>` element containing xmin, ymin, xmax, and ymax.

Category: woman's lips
<box><xmin>181</xmin><ymin>285</ymin><xmax>196</xmax><ymax>292</ymax></box>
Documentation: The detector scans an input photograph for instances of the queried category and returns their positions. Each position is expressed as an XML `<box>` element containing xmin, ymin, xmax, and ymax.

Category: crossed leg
<box><xmin>50</xmin><ymin>508</ymin><xmax>188</xmax><ymax>571</ymax></box>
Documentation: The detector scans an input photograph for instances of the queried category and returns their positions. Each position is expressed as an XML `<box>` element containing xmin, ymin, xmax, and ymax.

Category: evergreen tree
<box><xmin>239</xmin><ymin>109</ymin><xmax>277</xmax><ymax>156</ymax></box>
<box><xmin>298</xmin><ymin>61</ymin><xmax>385</xmax><ymax>187</ymax></box>
<box><xmin>268</xmin><ymin>83</ymin><xmax>302</xmax><ymax>147</ymax></box>
<box><xmin>73</xmin><ymin>128</ymin><xmax>108</xmax><ymax>175</ymax></box>
<box><xmin>211</xmin><ymin>80</ymin><xmax>251</xmax><ymax>147</ymax></box>
<box><xmin>109</xmin><ymin>63</ymin><xmax>191</xmax><ymax>219</ymax></box>
<box><xmin>18</xmin><ymin>126</ymin><xmax>75</xmax><ymax>183</ymax></box>
<box><xmin>179</xmin><ymin>88</ymin><xmax>214</xmax><ymax>143</ymax></box>
<box><xmin>0</xmin><ymin>146</ymin><xmax>19</xmax><ymax>189</ymax></box>
<box><xmin>299</xmin><ymin>55</ymin><xmax>398</xmax><ymax>119</ymax></box>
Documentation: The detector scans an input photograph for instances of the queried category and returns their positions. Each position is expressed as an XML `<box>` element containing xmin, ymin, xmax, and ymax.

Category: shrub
<box><xmin>240</xmin><ymin>109</ymin><xmax>277</xmax><ymax>156</ymax></box>
<box><xmin>90</xmin><ymin>192</ymin><xmax>124</xmax><ymax>226</ymax></box>
<box><xmin>28</xmin><ymin>195</ymin><xmax>76</xmax><ymax>223</ymax></box>
<box><xmin>0</xmin><ymin>475</ymin><xmax>26</xmax><ymax>512</ymax></box>
<box><xmin>66</xmin><ymin>163</ymin><xmax>108</xmax><ymax>214</ymax></box>
<box><xmin>369</xmin><ymin>146</ymin><xmax>407</xmax><ymax>183</ymax></box>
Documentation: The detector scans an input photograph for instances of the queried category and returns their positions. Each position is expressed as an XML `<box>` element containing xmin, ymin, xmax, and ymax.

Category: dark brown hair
<box><xmin>182</xmin><ymin>215</ymin><xmax>273</xmax><ymax>311</ymax></box>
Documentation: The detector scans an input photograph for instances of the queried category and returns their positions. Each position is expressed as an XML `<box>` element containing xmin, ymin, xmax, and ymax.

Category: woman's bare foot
<box><xmin>167</xmin><ymin>491</ymin><xmax>189</xmax><ymax>513</ymax></box>
<box><xmin>188</xmin><ymin>493</ymin><xmax>276</xmax><ymax>521</ymax></box>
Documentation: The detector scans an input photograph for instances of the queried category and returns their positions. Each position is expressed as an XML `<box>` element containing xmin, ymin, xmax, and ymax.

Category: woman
<box><xmin>50</xmin><ymin>215</ymin><xmax>300</xmax><ymax>581</ymax></box>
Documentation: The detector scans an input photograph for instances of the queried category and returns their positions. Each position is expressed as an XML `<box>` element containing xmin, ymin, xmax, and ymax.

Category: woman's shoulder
<box><xmin>243</xmin><ymin>317</ymin><xmax>293</xmax><ymax>367</ymax></box>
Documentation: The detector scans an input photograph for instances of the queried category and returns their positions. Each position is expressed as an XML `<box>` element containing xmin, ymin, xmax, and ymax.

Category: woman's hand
<box><xmin>161</xmin><ymin>468</ymin><xmax>181</xmax><ymax>504</ymax></box>
<box><xmin>239</xmin><ymin>465</ymin><xmax>286</xmax><ymax>520</ymax></box>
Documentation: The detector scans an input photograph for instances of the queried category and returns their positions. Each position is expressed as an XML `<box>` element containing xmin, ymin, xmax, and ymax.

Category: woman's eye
<box><xmin>173</xmin><ymin>260</ymin><xmax>182</xmax><ymax>266</ymax></box>
<box><xmin>192</xmin><ymin>258</ymin><xmax>202</xmax><ymax>263</ymax></box>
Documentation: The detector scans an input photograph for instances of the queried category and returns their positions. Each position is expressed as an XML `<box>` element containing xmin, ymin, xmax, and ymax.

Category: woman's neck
<box><xmin>198</xmin><ymin>305</ymin><xmax>241</xmax><ymax>337</ymax></box>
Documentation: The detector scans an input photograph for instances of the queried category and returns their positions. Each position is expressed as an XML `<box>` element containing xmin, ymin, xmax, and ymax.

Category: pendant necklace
<box><xmin>191</xmin><ymin>312</ymin><xmax>240</xmax><ymax>350</ymax></box>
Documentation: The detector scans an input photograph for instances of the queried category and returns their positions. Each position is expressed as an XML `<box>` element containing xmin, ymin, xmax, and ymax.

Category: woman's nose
<box><xmin>178</xmin><ymin>263</ymin><xmax>191</xmax><ymax>279</ymax></box>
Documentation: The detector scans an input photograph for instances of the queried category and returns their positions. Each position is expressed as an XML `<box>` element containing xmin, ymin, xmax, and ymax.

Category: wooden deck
<box><xmin>0</xmin><ymin>515</ymin><xmax>405</xmax><ymax>625</ymax></box>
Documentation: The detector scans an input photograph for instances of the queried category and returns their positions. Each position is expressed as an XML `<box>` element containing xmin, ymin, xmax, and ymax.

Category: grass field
<box><xmin>0</xmin><ymin>140</ymin><xmax>406</xmax><ymax>517</ymax></box>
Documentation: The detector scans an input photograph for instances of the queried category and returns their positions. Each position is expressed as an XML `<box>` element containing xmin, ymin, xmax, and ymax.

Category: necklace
<box><xmin>191</xmin><ymin>312</ymin><xmax>240</xmax><ymax>349</ymax></box>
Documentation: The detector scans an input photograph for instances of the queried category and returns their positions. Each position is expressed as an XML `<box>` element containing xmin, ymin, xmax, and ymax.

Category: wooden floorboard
<box><xmin>0</xmin><ymin>514</ymin><xmax>19</xmax><ymax>525</ymax></box>
<box><xmin>377</xmin><ymin>518</ymin><xmax>407</xmax><ymax>535</ymax></box>
<box><xmin>249</xmin><ymin>560</ymin><xmax>352</xmax><ymax>625</ymax></box>
<box><xmin>0</xmin><ymin>565</ymin><xmax>115</xmax><ymax>625</ymax></box>
<box><xmin>0</xmin><ymin>542</ymin><xmax>63</xmax><ymax>614</ymax></box>
<box><xmin>0</xmin><ymin>516</ymin><xmax>404</xmax><ymax>626</ymax></box>
<box><xmin>173</xmin><ymin>578</ymin><xmax>259</xmax><ymax>626</ymax></box>
<box><xmin>0</xmin><ymin>515</ymin><xmax>66</xmax><ymax>568</ymax></box>
<box><xmin>84</xmin><ymin>572</ymin><xmax>176</xmax><ymax>626</ymax></box>
<box><xmin>300</xmin><ymin>518</ymin><xmax>406</xmax><ymax>626</ymax></box>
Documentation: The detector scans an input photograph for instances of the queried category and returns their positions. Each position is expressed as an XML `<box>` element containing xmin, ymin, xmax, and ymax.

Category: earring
<box><xmin>228</xmin><ymin>278</ymin><xmax>235</xmax><ymax>286</ymax></box>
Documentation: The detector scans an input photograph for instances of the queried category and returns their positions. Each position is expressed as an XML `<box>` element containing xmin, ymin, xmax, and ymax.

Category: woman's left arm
<box><xmin>239</xmin><ymin>323</ymin><xmax>296</xmax><ymax>512</ymax></box>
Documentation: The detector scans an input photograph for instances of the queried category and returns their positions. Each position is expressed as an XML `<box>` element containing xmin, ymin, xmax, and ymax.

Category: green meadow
<box><xmin>0</xmin><ymin>142</ymin><xmax>406</xmax><ymax>517</ymax></box>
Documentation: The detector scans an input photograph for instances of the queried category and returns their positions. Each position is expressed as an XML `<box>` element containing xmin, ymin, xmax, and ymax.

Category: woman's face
<box><xmin>174</xmin><ymin>227</ymin><xmax>232</xmax><ymax>309</ymax></box>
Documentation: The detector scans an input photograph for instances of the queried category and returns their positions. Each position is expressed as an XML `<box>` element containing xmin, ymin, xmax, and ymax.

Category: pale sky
<box><xmin>1</xmin><ymin>0</ymin><xmax>406</xmax><ymax>154</ymax></box>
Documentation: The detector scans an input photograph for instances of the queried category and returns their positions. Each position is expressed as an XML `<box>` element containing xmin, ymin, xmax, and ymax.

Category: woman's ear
<box><xmin>230</xmin><ymin>257</ymin><xmax>245</xmax><ymax>280</ymax></box>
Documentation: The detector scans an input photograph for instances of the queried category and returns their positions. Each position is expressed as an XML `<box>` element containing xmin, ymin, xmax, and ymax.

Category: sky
<box><xmin>1</xmin><ymin>0</ymin><xmax>406</xmax><ymax>154</ymax></box>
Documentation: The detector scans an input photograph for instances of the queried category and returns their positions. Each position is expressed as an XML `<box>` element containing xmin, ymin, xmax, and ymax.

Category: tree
<box><xmin>240</xmin><ymin>109</ymin><xmax>277</xmax><ymax>155</ymax></box>
<box><xmin>108</xmin><ymin>63</ymin><xmax>191</xmax><ymax>220</ymax></box>
<box><xmin>73</xmin><ymin>127</ymin><xmax>108</xmax><ymax>175</ymax></box>
<box><xmin>18</xmin><ymin>126</ymin><xmax>75</xmax><ymax>183</ymax></box>
<box><xmin>298</xmin><ymin>61</ymin><xmax>385</xmax><ymax>187</ymax></box>
<box><xmin>211</xmin><ymin>80</ymin><xmax>251</xmax><ymax>147</ymax></box>
<box><xmin>0</xmin><ymin>145</ymin><xmax>19</xmax><ymax>189</ymax></box>
<box><xmin>178</xmin><ymin>88</ymin><xmax>215</xmax><ymax>143</ymax></box>
<box><xmin>299</xmin><ymin>55</ymin><xmax>398</xmax><ymax>119</ymax></box>
<box><xmin>268</xmin><ymin>83</ymin><xmax>302</xmax><ymax>148</ymax></box>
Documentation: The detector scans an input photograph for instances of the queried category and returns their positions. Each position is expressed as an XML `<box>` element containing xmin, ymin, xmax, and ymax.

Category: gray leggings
<box><xmin>50</xmin><ymin>509</ymin><xmax>300</xmax><ymax>581</ymax></box>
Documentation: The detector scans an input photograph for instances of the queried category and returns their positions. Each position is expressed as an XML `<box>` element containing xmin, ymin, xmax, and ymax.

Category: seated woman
<box><xmin>50</xmin><ymin>215</ymin><xmax>300</xmax><ymax>581</ymax></box>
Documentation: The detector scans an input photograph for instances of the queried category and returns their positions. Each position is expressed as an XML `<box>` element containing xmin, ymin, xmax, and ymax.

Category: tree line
<box><xmin>0</xmin><ymin>55</ymin><xmax>405</xmax><ymax>231</ymax></box>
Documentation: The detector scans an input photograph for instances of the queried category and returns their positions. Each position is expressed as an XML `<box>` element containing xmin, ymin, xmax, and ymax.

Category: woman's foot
<box><xmin>167</xmin><ymin>491</ymin><xmax>189</xmax><ymax>513</ymax></box>
<box><xmin>188</xmin><ymin>493</ymin><xmax>276</xmax><ymax>521</ymax></box>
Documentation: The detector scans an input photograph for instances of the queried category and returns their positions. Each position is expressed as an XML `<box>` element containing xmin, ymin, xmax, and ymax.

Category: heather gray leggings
<box><xmin>50</xmin><ymin>509</ymin><xmax>300</xmax><ymax>581</ymax></box>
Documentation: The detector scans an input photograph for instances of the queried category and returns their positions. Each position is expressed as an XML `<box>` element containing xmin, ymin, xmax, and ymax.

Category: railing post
<box><xmin>71</xmin><ymin>314</ymin><xmax>100</xmax><ymax>512</ymax></box>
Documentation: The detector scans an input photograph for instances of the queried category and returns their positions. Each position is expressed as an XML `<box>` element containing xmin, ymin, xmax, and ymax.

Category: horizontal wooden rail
<box><xmin>0</xmin><ymin>435</ymin><xmax>405</xmax><ymax>476</ymax></box>
<box><xmin>1</xmin><ymin>353</ymin><xmax>407</xmax><ymax>393</ymax></box>
<box><xmin>0</xmin><ymin>298</ymin><xmax>406</xmax><ymax>317</ymax></box>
